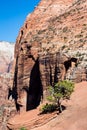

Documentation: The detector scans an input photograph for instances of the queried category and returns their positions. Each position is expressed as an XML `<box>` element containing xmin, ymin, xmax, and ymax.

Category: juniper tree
<box><xmin>47</xmin><ymin>80</ymin><xmax>74</xmax><ymax>113</ymax></box>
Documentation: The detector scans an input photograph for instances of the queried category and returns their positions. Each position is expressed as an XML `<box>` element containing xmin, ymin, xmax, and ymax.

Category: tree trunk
<box><xmin>57</xmin><ymin>98</ymin><xmax>62</xmax><ymax>113</ymax></box>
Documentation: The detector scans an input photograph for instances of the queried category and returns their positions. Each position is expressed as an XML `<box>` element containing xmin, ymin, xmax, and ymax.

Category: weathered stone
<box><xmin>11</xmin><ymin>0</ymin><xmax>87</xmax><ymax>113</ymax></box>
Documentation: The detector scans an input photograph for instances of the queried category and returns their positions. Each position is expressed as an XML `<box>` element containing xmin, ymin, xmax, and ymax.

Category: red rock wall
<box><xmin>12</xmin><ymin>0</ymin><xmax>87</xmax><ymax>111</ymax></box>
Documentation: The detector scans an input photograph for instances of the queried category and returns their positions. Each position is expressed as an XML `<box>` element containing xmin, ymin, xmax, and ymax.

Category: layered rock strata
<box><xmin>12</xmin><ymin>0</ymin><xmax>87</xmax><ymax>112</ymax></box>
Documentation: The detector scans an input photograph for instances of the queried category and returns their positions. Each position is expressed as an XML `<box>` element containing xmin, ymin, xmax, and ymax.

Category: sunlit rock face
<box><xmin>0</xmin><ymin>41</ymin><xmax>15</xmax><ymax>130</ymax></box>
<box><xmin>0</xmin><ymin>41</ymin><xmax>14</xmax><ymax>74</ymax></box>
<box><xmin>0</xmin><ymin>41</ymin><xmax>14</xmax><ymax>106</ymax></box>
<box><xmin>13</xmin><ymin>0</ymin><xmax>87</xmax><ymax>111</ymax></box>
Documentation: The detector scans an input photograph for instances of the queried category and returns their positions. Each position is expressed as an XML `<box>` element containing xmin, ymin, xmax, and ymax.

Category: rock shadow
<box><xmin>26</xmin><ymin>58</ymin><xmax>43</xmax><ymax>111</ymax></box>
<box><xmin>8</xmin><ymin>56</ymin><xmax>21</xmax><ymax>112</ymax></box>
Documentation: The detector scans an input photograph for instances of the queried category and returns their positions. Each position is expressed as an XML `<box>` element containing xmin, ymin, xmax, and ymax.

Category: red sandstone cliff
<box><xmin>6</xmin><ymin>0</ymin><xmax>87</xmax><ymax>129</ymax></box>
<box><xmin>11</xmin><ymin>0</ymin><xmax>87</xmax><ymax>113</ymax></box>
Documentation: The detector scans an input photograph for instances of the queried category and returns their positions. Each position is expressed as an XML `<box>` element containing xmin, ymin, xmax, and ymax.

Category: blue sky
<box><xmin>0</xmin><ymin>0</ymin><xmax>40</xmax><ymax>42</ymax></box>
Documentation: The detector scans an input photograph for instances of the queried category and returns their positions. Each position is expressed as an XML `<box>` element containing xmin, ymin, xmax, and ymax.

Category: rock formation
<box><xmin>0</xmin><ymin>41</ymin><xmax>14</xmax><ymax>74</ymax></box>
<box><xmin>0</xmin><ymin>41</ymin><xmax>15</xmax><ymax>130</ymax></box>
<box><xmin>0</xmin><ymin>41</ymin><xmax>14</xmax><ymax>107</ymax></box>
<box><xmin>0</xmin><ymin>74</ymin><xmax>16</xmax><ymax>130</ymax></box>
<box><xmin>12</xmin><ymin>0</ymin><xmax>87</xmax><ymax>112</ymax></box>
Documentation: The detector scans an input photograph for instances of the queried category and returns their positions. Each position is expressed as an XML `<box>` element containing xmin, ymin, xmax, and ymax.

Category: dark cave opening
<box><xmin>64</xmin><ymin>58</ymin><xmax>77</xmax><ymax>72</ymax></box>
<box><xmin>64</xmin><ymin>60</ymin><xmax>71</xmax><ymax>72</ymax></box>
<box><xmin>54</xmin><ymin>64</ymin><xmax>59</xmax><ymax>84</ymax></box>
<box><xmin>26</xmin><ymin>58</ymin><xmax>43</xmax><ymax>111</ymax></box>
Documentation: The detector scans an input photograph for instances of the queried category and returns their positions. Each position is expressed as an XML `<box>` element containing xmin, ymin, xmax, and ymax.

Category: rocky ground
<box><xmin>33</xmin><ymin>81</ymin><xmax>87</xmax><ymax>130</ymax></box>
<box><xmin>7</xmin><ymin>81</ymin><xmax>87</xmax><ymax>130</ymax></box>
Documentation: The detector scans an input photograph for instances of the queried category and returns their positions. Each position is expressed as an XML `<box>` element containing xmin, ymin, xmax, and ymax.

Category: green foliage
<box><xmin>20</xmin><ymin>127</ymin><xmax>27</xmax><ymax>130</ymax></box>
<box><xmin>41</xmin><ymin>103</ymin><xmax>57</xmax><ymax>114</ymax></box>
<box><xmin>61</xmin><ymin>45</ymin><xmax>67</xmax><ymax>50</ymax></box>
<box><xmin>48</xmin><ymin>80</ymin><xmax>74</xmax><ymax>102</ymax></box>
<box><xmin>75</xmin><ymin>52</ymin><xmax>82</xmax><ymax>57</ymax></box>
<box><xmin>40</xmin><ymin>80</ymin><xmax>74</xmax><ymax>114</ymax></box>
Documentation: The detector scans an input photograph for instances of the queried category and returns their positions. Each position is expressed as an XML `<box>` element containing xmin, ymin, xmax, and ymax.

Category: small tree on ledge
<box><xmin>47</xmin><ymin>80</ymin><xmax>74</xmax><ymax>113</ymax></box>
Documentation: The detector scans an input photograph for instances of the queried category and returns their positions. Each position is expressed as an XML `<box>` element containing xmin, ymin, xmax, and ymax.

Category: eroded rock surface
<box><xmin>11</xmin><ymin>0</ymin><xmax>87</xmax><ymax>113</ymax></box>
<box><xmin>0</xmin><ymin>41</ymin><xmax>14</xmax><ymax>74</ymax></box>
<box><xmin>0</xmin><ymin>41</ymin><xmax>14</xmax><ymax>129</ymax></box>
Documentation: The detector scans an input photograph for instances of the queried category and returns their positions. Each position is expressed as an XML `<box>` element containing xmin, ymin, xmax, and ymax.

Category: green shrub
<box><xmin>47</xmin><ymin>80</ymin><xmax>74</xmax><ymax>113</ymax></box>
<box><xmin>20</xmin><ymin>127</ymin><xmax>27</xmax><ymax>130</ymax></box>
<box><xmin>61</xmin><ymin>45</ymin><xmax>67</xmax><ymax>50</ymax></box>
<box><xmin>41</xmin><ymin>103</ymin><xmax>57</xmax><ymax>114</ymax></box>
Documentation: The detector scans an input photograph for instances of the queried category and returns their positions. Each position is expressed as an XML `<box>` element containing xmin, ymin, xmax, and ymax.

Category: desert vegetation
<box><xmin>41</xmin><ymin>80</ymin><xmax>74</xmax><ymax>114</ymax></box>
